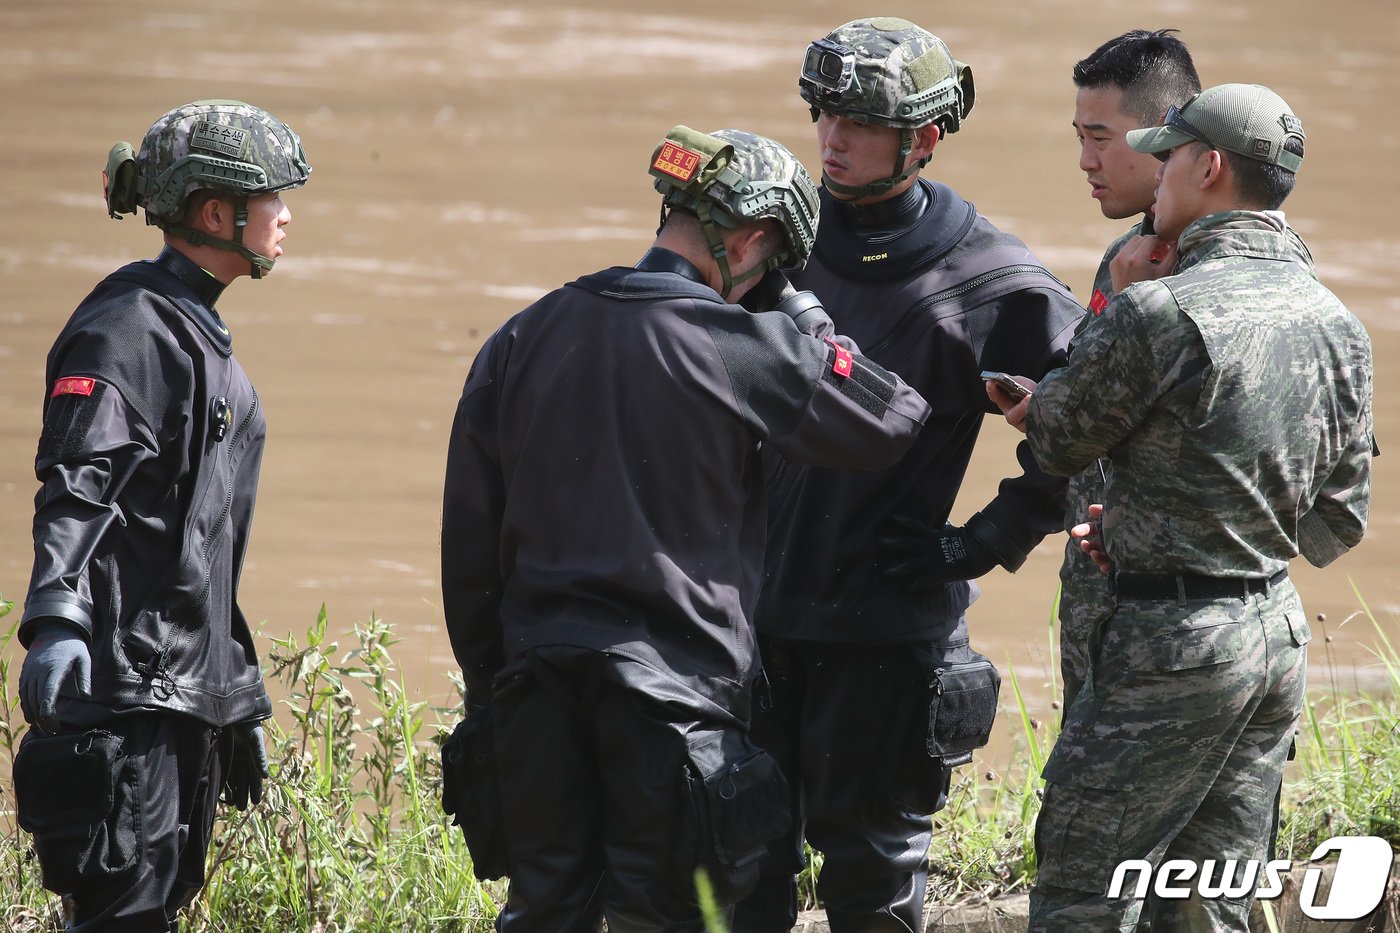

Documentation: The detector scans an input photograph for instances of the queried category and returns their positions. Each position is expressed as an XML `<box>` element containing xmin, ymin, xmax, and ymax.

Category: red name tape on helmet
<box><xmin>653</xmin><ymin>142</ymin><xmax>702</xmax><ymax>183</ymax></box>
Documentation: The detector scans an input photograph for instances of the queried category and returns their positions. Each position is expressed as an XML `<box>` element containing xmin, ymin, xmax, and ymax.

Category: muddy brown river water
<box><xmin>2</xmin><ymin>1</ymin><xmax>1398</xmax><ymax>762</ymax></box>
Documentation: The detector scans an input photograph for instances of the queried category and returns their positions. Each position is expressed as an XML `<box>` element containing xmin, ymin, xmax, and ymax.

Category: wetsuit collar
<box><xmin>635</xmin><ymin>247</ymin><xmax>708</xmax><ymax>286</ymax></box>
<box><xmin>153</xmin><ymin>246</ymin><xmax>227</xmax><ymax>309</ymax></box>
<box><xmin>833</xmin><ymin>180</ymin><xmax>928</xmax><ymax>232</ymax></box>
<box><xmin>811</xmin><ymin>178</ymin><xmax>976</xmax><ymax>280</ymax></box>
<box><xmin>150</xmin><ymin>246</ymin><xmax>234</xmax><ymax>352</ymax></box>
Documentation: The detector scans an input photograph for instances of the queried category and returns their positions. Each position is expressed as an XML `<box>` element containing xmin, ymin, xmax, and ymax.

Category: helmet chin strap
<box><xmin>696</xmin><ymin>202</ymin><xmax>772</xmax><ymax>299</ymax></box>
<box><xmin>158</xmin><ymin>195</ymin><xmax>276</xmax><ymax>279</ymax></box>
<box><xmin>821</xmin><ymin>127</ymin><xmax>929</xmax><ymax>202</ymax></box>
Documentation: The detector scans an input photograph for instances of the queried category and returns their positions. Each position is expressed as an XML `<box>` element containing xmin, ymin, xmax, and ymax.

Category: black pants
<box><xmin>14</xmin><ymin>713</ymin><xmax>225</xmax><ymax>933</ymax></box>
<box><xmin>732</xmin><ymin>638</ymin><xmax>961</xmax><ymax>933</ymax></box>
<box><xmin>490</xmin><ymin>650</ymin><xmax>777</xmax><ymax>933</ymax></box>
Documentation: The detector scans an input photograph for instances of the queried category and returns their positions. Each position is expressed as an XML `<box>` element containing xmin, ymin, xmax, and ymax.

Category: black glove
<box><xmin>738</xmin><ymin>268</ymin><xmax>798</xmax><ymax>313</ymax></box>
<box><xmin>223</xmin><ymin>722</ymin><xmax>269</xmax><ymax>810</ymax></box>
<box><xmin>879</xmin><ymin>515</ymin><xmax>1002</xmax><ymax>590</ymax></box>
<box><xmin>19</xmin><ymin>620</ymin><xmax>92</xmax><ymax>734</ymax></box>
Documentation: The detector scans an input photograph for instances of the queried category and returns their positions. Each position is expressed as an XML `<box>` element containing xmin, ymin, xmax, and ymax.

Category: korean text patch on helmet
<box><xmin>649</xmin><ymin>125</ymin><xmax>734</xmax><ymax>197</ymax></box>
<box><xmin>190</xmin><ymin>120</ymin><xmax>251</xmax><ymax>159</ymax></box>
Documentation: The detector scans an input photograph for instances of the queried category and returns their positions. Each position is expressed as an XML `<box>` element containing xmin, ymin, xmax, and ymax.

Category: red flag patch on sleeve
<box><xmin>825</xmin><ymin>338</ymin><xmax>854</xmax><ymax>379</ymax></box>
<box><xmin>1089</xmin><ymin>289</ymin><xmax>1109</xmax><ymax>316</ymax></box>
<box><xmin>51</xmin><ymin>376</ymin><xmax>97</xmax><ymax>397</ymax></box>
<box><xmin>652</xmin><ymin>142</ymin><xmax>703</xmax><ymax>183</ymax></box>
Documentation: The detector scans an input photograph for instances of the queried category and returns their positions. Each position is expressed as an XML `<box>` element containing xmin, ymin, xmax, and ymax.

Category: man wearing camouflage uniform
<box><xmin>439</xmin><ymin>127</ymin><xmax>929</xmax><ymax>932</ymax></box>
<box><xmin>735</xmin><ymin>19</ymin><xmax>1084</xmax><ymax>933</ymax></box>
<box><xmin>993</xmin><ymin>84</ymin><xmax>1374</xmax><ymax>930</ymax></box>
<box><xmin>14</xmin><ymin>100</ymin><xmax>310</xmax><ymax>932</ymax></box>
<box><xmin>1061</xmin><ymin>29</ymin><xmax>1201</xmax><ymax>715</ymax></box>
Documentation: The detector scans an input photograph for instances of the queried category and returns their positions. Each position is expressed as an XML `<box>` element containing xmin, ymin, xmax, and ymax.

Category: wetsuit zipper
<box><xmin>149</xmin><ymin>386</ymin><xmax>259</xmax><ymax>697</ymax></box>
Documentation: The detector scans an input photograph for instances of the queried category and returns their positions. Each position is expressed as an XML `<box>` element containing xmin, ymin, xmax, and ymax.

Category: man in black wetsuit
<box><xmin>733</xmin><ymin>19</ymin><xmax>1086</xmax><ymax>933</ymax></box>
<box><xmin>14</xmin><ymin>99</ymin><xmax>310</xmax><ymax>932</ymax></box>
<box><xmin>439</xmin><ymin>126</ymin><xmax>930</xmax><ymax>932</ymax></box>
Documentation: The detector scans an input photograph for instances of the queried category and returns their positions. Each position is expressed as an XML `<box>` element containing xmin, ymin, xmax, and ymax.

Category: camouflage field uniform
<box><xmin>1056</xmin><ymin>221</ymin><xmax>1139</xmax><ymax>717</ymax></box>
<box><xmin>1024</xmin><ymin>210</ymin><xmax>1373</xmax><ymax>931</ymax></box>
<box><xmin>1056</xmin><ymin>219</ymin><xmax>1318</xmax><ymax>717</ymax></box>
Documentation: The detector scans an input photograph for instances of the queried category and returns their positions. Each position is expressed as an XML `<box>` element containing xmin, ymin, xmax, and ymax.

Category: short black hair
<box><xmin>1074</xmin><ymin>29</ymin><xmax>1202</xmax><ymax>128</ymax></box>
<box><xmin>1223</xmin><ymin>135</ymin><xmax>1303</xmax><ymax>210</ymax></box>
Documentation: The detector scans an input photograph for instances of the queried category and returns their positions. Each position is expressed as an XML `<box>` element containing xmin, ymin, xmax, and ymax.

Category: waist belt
<box><xmin>1112</xmin><ymin>567</ymin><xmax>1289</xmax><ymax>601</ymax></box>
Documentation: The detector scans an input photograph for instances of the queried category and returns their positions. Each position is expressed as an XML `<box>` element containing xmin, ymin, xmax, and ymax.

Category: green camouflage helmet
<box><xmin>107</xmin><ymin>99</ymin><xmax>310</xmax><ymax>223</ymax></box>
<box><xmin>104</xmin><ymin>100</ymin><xmax>310</xmax><ymax>278</ymax></box>
<box><xmin>799</xmin><ymin>18</ymin><xmax>975</xmax><ymax>133</ymax></box>
<box><xmin>649</xmin><ymin>126</ymin><xmax>818</xmax><ymax>282</ymax></box>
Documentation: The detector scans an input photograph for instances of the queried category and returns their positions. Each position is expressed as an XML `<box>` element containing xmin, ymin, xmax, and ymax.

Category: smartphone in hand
<box><xmin>980</xmin><ymin>371</ymin><xmax>1032</xmax><ymax>399</ymax></box>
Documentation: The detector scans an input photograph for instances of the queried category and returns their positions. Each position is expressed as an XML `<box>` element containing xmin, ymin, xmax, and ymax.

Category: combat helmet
<box><xmin>104</xmin><ymin>99</ymin><xmax>311</xmax><ymax>278</ymax></box>
<box><xmin>799</xmin><ymin>18</ymin><xmax>975</xmax><ymax>199</ymax></box>
<box><xmin>648</xmin><ymin>125</ymin><xmax>819</xmax><ymax>297</ymax></box>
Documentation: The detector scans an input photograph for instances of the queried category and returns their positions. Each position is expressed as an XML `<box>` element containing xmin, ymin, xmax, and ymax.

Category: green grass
<box><xmin>1274</xmin><ymin>580</ymin><xmax>1400</xmax><ymax>857</ymax></box>
<box><xmin>0</xmin><ymin>587</ymin><xmax>1396</xmax><ymax>929</ymax></box>
<box><xmin>0</xmin><ymin>599</ymin><xmax>504</xmax><ymax>932</ymax></box>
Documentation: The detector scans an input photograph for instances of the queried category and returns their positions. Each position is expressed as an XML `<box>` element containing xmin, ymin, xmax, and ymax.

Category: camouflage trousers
<box><xmin>1058</xmin><ymin>464</ymin><xmax>1112</xmax><ymax>719</ymax></box>
<box><xmin>1030</xmin><ymin>578</ymin><xmax>1309</xmax><ymax>932</ymax></box>
<box><xmin>1056</xmin><ymin>537</ymin><xmax>1115</xmax><ymax>719</ymax></box>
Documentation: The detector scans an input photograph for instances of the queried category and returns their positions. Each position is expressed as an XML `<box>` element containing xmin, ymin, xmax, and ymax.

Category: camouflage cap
<box><xmin>798</xmin><ymin>18</ymin><xmax>974</xmax><ymax>133</ymax></box>
<box><xmin>109</xmin><ymin>99</ymin><xmax>311</xmax><ymax>222</ymax></box>
<box><xmin>1127</xmin><ymin>83</ymin><xmax>1304</xmax><ymax>172</ymax></box>
<box><xmin>649</xmin><ymin>125</ymin><xmax>819</xmax><ymax>269</ymax></box>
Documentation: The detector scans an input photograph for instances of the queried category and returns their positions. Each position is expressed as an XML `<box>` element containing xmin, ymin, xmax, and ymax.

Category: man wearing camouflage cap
<box><xmin>992</xmin><ymin>84</ymin><xmax>1374</xmax><ymax>929</ymax></box>
<box><xmin>735</xmin><ymin>19</ymin><xmax>1084</xmax><ymax>932</ymax></box>
<box><xmin>13</xmin><ymin>99</ymin><xmax>310</xmax><ymax>930</ymax></box>
<box><xmin>439</xmin><ymin>126</ymin><xmax>929</xmax><ymax>932</ymax></box>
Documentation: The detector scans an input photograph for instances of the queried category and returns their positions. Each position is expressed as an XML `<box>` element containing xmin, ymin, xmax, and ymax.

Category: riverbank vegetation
<box><xmin>0</xmin><ymin>590</ymin><xmax>1395</xmax><ymax>931</ymax></box>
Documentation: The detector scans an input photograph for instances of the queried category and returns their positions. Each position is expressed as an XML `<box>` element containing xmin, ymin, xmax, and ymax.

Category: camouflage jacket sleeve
<box><xmin>1296</xmin><ymin>385</ymin><xmax>1374</xmax><ymax>568</ymax></box>
<box><xmin>1025</xmin><ymin>281</ymin><xmax>1194</xmax><ymax>476</ymax></box>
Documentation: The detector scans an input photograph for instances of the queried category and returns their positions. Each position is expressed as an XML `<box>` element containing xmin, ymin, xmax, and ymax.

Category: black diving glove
<box><xmin>879</xmin><ymin>515</ymin><xmax>1003</xmax><ymax>589</ymax></box>
<box><xmin>222</xmin><ymin>722</ymin><xmax>269</xmax><ymax>811</ymax></box>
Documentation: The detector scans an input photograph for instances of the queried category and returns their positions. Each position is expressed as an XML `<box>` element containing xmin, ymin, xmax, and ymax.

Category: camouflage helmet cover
<box><xmin>649</xmin><ymin>125</ymin><xmax>819</xmax><ymax>270</ymax></box>
<box><xmin>107</xmin><ymin>99</ymin><xmax>311</xmax><ymax>222</ymax></box>
<box><xmin>799</xmin><ymin>18</ymin><xmax>975</xmax><ymax>134</ymax></box>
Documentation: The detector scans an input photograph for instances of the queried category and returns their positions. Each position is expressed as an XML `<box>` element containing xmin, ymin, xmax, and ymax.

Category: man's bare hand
<box><xmin>986</xmin><ymin>376</ymin><xmax>1036</xmax><ymax>434</ymax></box>
<box><xmin>1109</xmin><ymin>234</ymin><xmax>1176</xmax><ymax>294</ymax></box>
<box><xmin>1070</xmin><ymin>503</ymin><xmax>1112</xmax><ymax>575</ymax></box>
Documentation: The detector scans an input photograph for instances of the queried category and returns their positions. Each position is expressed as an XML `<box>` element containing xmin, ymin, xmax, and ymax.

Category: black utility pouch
<box><xmin>14</xmin><ymin>728</ymin><xmax>139</xmax><ymax>893</ymax></box>
<box><xmin>684</xmin><ymin>728</ymin><xmax>791</xmax><ymax>902</ymax></box>
<box><xmin>441</xmin><ymin>708</ymin><xmax>508</xmax><ymax>881</ymax></box>
<box><xmin>927</xmin><ymin>652</ymin><xmax>1001</xmax><ymax>760</ymax></box>
<box><xmin>894</xmin><ymin>652</ymin><xmax>1001</xmax><ymax>814</ymax></box>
